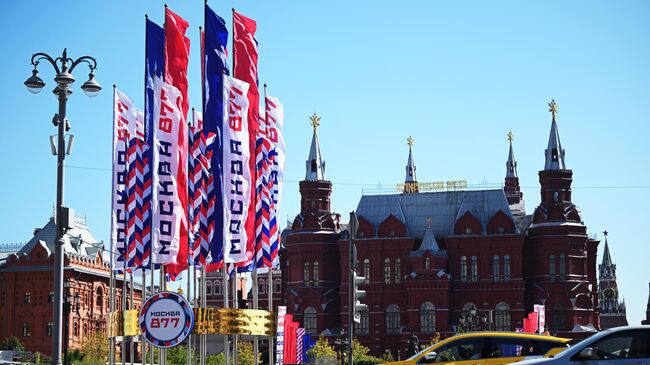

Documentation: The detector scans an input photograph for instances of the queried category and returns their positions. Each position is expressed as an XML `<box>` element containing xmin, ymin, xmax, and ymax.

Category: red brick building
<box><xmin>282</xmin><ymin>103</ymin><xmax>606</xmax><ymax>358</ymax></box>
<box><xmin>0</xmin><ymin>215</ymin><xmax>141</xmax><ymax>355</ymax></box>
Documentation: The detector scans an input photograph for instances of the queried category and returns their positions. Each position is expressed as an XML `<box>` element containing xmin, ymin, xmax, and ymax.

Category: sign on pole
<box><xmin>139</xmin><ymin>291</ymin><xmax>194</xmax><ymax>348</ymax></box>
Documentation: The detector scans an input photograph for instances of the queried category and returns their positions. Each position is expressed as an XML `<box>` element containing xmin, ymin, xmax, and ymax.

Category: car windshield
<box><xmin>407</xmin><ymin>344</ymin><xmax>436</xmax><ymax>361</ymax></box>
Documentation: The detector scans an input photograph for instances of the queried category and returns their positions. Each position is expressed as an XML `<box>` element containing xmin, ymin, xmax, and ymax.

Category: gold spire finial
<box><xmin>507</xmin><ymin>131</ymin><xmax>514</xmax><ymax>143</ymax></box>
<box><xmin>407</xmin><ymin>136</ymin><xmax>414</xmax><ymax>148</ymax></box>
<box><xmin>309</xmin><ymin>113</ymin><xmax>321</xmax><ymax>132</ymax></box>
<box><xmin>548</xmin><ymin>99</ymin><xmax>558</xmax><ymax>121</ymax></box>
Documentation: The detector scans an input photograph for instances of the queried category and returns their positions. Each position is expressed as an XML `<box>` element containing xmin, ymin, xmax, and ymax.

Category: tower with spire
<box><xmin>598</xmin><ymin>231</ymin><xmax>628</xmax><ymax>329</ymax></box>
<box><xmin>524</xmin><ymin>99</ymin><xmax>600</xmax><ymax>333</ymax></box>
<box><xmin>504</xmin><ymin>131</ymin><xmax>525</xmax><ymax>215</ymax></box>
<box><xmin>642</xmin><ymin>283</ymin><xmax>650</xmax><ymax>325</ymax></box>
<box><xmin>404</xmin><ymin>136</ymin><xmax>418</xmax><ymax>193</ymax></box>
<box><xmin>283</xmin><ymin>113</ymin><xmax>342</xmax><ymax>336</ymax></box>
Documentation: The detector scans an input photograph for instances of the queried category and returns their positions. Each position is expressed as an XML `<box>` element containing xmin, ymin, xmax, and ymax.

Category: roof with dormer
<box><xmin>355</xmin><ymin>188</ymin><xmax>516</xmax><ymax>238</ymax></box>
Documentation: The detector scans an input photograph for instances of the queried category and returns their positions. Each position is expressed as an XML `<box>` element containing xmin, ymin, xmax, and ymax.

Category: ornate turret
<box><xmin>504</xmin><ymin>131</ymin><xmax>524</xmax><ymax>208</ymax></box>
<box><xmin>403</xmin><ymin>136</ymin><xmax>419</xmax><ymax>193</ymax></box>
<box><xmin>294</xmin><ymin>113</ymin><xmax>338</xmax><ymax>231</ymax></box>
<box><xmin>533</xmin><ymin>100</ymin><xmax>579</xmax><ymax>223</ymax></box>
<box><xmin>598</xmin><ymin>231</ymin><xmax>628</xmax><ymax>329</ymax></box>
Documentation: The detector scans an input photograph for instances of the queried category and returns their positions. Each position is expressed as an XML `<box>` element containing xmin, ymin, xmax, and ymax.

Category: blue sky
<box><xmin>0</xmin><ymin>1</ymin><xmax>648</xmax><ymax>325</ymax></box>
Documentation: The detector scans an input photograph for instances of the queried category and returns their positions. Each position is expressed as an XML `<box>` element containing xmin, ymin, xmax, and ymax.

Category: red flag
<box><xmin>233</xmin><ymin>10</ymin><xmax>259</xmax><ymax>264</ymax></box>
<box><xmin>164</xmin><ymin>6</ymin><xmax>190</xmax><ymax>273</ymax></box>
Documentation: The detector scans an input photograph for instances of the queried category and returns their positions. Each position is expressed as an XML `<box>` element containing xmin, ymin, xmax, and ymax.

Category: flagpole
<box><xmin>141</xmin><ymin>269</ymin><xmax>147</xmax><ymax>365</ymax></box>
<box><xmin>267</xmin><ymin>269</ymin><xmax>273</xmax><ymax>365</ymax></box>
<box><xmin>110</xmin><ymin>85</ymin><xmax>117</xmax><ymax>365</ymax></box>
<box><xmin>130</xmin><ymin>272</ymin><xmax>135</xmax><ymax>365</ymax></box>
<box><xmin>264</xmin><ymin>83</ymin><xmax>274</xmax><ymax>365</ymax></box>
<box><xmin>193</xmin><ymin>266</ymin><xmax>198</xmax><ymax>365</ymax></box>
<box><xmin>186</xmin><ymin>264</ymin><xmax>192</xmax><ymax>365</ymax></box>
<box><xmin>252</xmin><ymin>268</ymin><xmax>259</xmax><ymax>365</ymax></box>
<box><xmin>222</xmin><ymin>265</ymin><xmax>229</xmax><ymax>365</ymax></box>
<box><xmin>122</xmin><ymin>271</ymin><xmax>127</xmax><ymax>365</ymax></box>
<box><xmin>232</xmin><ymin>269</ymin><xmax>238</xmax><ymax>365</ymax></box>
<box><xmin>159</xmin><ymin>267</ymin><xmax>165</xmax><ymax>365</ymax></box>
<box><xmin>149</xmin><ymin>265</ymin><xmax>154</xmax><ymax>365</ymax></box>
<box><xmin>200</xmin><ymin>266</ymin><xmax>206</xmax><ymax>365</ymax></box>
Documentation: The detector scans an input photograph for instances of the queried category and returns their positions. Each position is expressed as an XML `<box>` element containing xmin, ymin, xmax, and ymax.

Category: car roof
<box><xmin>444</xmin><ymin>331</ymin><xmax>572</xmax><ymax>343</ymax></box>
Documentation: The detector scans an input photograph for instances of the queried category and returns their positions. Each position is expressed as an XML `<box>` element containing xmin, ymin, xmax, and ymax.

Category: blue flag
<box><xmin>144</xmin><ymin>18</ymin><xmax>164</xmax><ymax>270</ymax></box>
<box><xmin>204</xmin><ymin>4</ymin><xmax>229</xmax><ymax>265</ymax></box>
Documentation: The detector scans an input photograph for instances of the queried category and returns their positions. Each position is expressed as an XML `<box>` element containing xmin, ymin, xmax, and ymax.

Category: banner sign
<box><xmin>534</xmin><ymin>304</ymin><xmax>545</xmax><ymax>334</ymax></box>
<box><xmin>265</xmin><ymin>95</ymin><xmax>285</xmax><ymax>267</ymax></box>
<box><xmin>192</xmin><ymin>308</ymin><xmax>273</xmax><ymax>335</ymax></box>
<box><xmin>275</xmin><ymin>306</ymin><xmax>286</xmax><ymax>365</ymax></box>
<box><xmin>222</xmin><ymin>75</ymin><xmax>251</xmax><ymax>263</ymax></box>
<box><xmin>139</xmin><ymin>291</ymin><xmax>194</xmax><ymax>348</ymax></box>
<box><xmin>151</xmin><ymin>76</ymin><xmax>185</xmax><ymax>264</ymax></box>
<box><xmin>112</xmin><ymin>89</ymin><xmax>140</xmax><ymax>272</ymax></box>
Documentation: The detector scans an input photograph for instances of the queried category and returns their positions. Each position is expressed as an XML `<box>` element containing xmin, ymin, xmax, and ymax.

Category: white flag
<box><xmin>222</xmin><ymin>75</ymin><xmax>251</xmax><ymax>263</ymax></box>
<box><xmin>111</xmin><ymin>88</ymin><xmax>140</xmax><ymax>272</ymax></box>
<box><xmin>151</xmin><ymin>76</ymin><xmax>184</xmax><ymax>264</ymax></box>
<box><xmin>265</xmin><ymin>95</ymin><xmax>285</xmax><ymax>267</ymax></box>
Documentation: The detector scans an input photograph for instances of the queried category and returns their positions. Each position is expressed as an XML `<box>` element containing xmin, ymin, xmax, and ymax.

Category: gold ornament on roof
<box><xmin>548</xmin><ymin>99</ymin><xmax>558</xmax><ymax>121</ymax></box>
<box><xmin>507</xmin><ymin>131</ymin><xmax>514</xmax><ymax>143</ymax></box>
<box><xmin>407</xmin><ymin>136</ymin><xmax>414</xmax><ymax>148</ymax></box>
<box><xmin>309</xmin><ymin>113</ymin><xmax>321</xmax><ymax>132</ymax></box>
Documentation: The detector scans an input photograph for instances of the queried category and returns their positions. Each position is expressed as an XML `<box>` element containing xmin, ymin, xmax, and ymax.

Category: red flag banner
<box><xmin>233</xmin><ymin>10</ymin><xmax>259</xmax><ymax>264</ymax></box>
<box><xmin>164</xmin><ymin>7</ymin><xmax>190</xmax><ymax>271</ymax></box>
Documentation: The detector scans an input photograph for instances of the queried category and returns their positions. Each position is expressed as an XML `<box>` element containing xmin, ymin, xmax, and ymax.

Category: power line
<box><xmin>64</xmin><ymin>165</ymin><xmax>650</xmax><ymax>189</ymax></box>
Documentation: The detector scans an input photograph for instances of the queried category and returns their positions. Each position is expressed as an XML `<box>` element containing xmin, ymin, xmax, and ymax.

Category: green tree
<box><xmin>307</xmin><ymin>336</ymin><xmax>337</xmax><ymax>364</ymax></box>
<box><xmin>0</xmin><ymin>335</ymin><xmax>25</xmax><ymax>351</ymax></box>
<box><xmin>205</xmin><ymin>352</ymin><xmax>224</xmax><ymax>365</ymax></box>
<box><xmin>237</xmin><ymin>341</ymin><xmax>259</xmax><ymax>365</ymax></box>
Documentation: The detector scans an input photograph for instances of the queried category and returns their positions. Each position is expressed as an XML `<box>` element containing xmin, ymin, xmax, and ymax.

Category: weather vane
<box><xmin>507</xmin><ymin>131</ymin><xmax>513</xmax><ymax>143</ymax></box>
<box><xmin>309</xmin><ymin>112</ymin><xmax>321</xmax><ymax>132</ymax></box>
<box><xmin>548</xmin><ymin>99</ymin><xmax>558</xmax><ymax>120</ymax></box>
<box><xmin>407</xmin><ymin>136</ymin><xmax>414</xmax><ymax>148</ymax></box>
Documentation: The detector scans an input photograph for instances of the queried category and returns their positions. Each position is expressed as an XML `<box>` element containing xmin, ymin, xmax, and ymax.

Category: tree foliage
<box><xmin>307</xmin><ymin>336</ymin><xmax>337</xmax><ymax>363</ymax></box>
<box><xmin>0</xmin><ymin>335</ymin><xmax>25</xmax><ymax>351</ymax></box>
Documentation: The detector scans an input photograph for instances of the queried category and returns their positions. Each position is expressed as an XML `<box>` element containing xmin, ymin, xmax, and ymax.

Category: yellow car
<box><xmin>386</xmin><ymin>332</ymin><xmax>572</xmax><ymax>365</ymax></box>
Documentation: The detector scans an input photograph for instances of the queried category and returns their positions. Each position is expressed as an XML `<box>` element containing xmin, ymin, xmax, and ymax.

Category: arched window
<box><xmin>355</xmin><ymin>309</ymin><xmax>369</xmax><ymax>335</ymax></box>
<box><xmin>559</xmin><ymin>255</ymin><xmax>566</xmax><ymax>280</ymax></box>
<box><xmin>22</xmin><ymin>323</ymin><xmax>31</xmax><ymax>337</ymax></box>
<box><xmin>96</xmin><ymin>287</ymin><xmax>103</xmax><ymax>308</ymax></box>
<box><xmin>394</xmin><ymin>258</ymin><xmax>401</xmax><ymax>283</ymax></box>
<box><xmin>420</xmin><ymin>302</ymin><xmax>436</xmax><ymax>333</ymax></box>
<box><xmin>424</xmin><ymin>257</ymin><xmax>430</xmax><ymax>270</ymax></box>
<box><xmin>504</xmin><ymin>255</ymin><xmax>511</xmax><ymax>281</ymax></box>
<box><xmin>214</xmin><ymin>280</ymin><xmax>222</xmax><ymax>295</ymax></box>
<box><xmin>274</xmin><ymin>279</ymin><xmax>282</xmax><ymax>293</ymax></box>
<box><xmin>363</xmin><ymin>259</ymin><xmax>370</xmax><ymax>284</ymax></box>
<box><xmin>46</xmin><ymin>322</ymin><xmax>54</xmax><ymax>337</ymax></box>
<box><xmin>206</xmin><ymin>281</ymin><xmax>212</xmax><ymax>295</ymax></box>
<box><xmin>465</xmin><ymin>227</ymin><xmax>472</xmax><ymax>235</ymax></box>
<box><xmin>550</xmin><ymin>303</ymin><xmax>566</xmax><ymax>332</ymax></box>
<box><xmin>386</xmin><ymin>305</ymin><xmax>400</xmax><ymax>334</ymax></box>
<box><xmin>495</xmin><ymin>302</ymin><xmax>510</xmax><ymax>331</ymax></box>
<box><xmin>460</xmin><ymin>256</ymin><xmax>467</xmax><ymax>282</ymax></box>
<box><xmin>258</xmin><ymin>279</ymin><xmax>266</xmax><ymax>294</ymax></box>
<box><xmin>384</xmin><ymin>258</ymin><xmax>391</xmax><ymax>284</ymax></box>
<box><xmin>471</xmin><ymin>256</ymin><xmax>478</xmax><ymax>281</ymax></box>
<box><xmin>313</xmin><ymin>261</ymin><xmax>320</xmax><ymax>286</ymax></box>
<box><xmin>549</xmin><ymin>255</ymin><xmax>556</xmax><ymax>280</ymax></box>
<box><xmin>493</xmin><ymin>255</ymin><xmax>500</xmax><ymax>281</ymax></box>
<box><xmin>303</xmin><ymin>262</ymin><xmax>310</xmax><ymax>286</ymax></box>
<box><xmin>83</xmin><ymin>323</ymin><xmax>87</xmax><ymax>336</ymax></box>
<box><xmin>304</xmin><ymin>307</ymin><xmax>317</xmax><ymax>335</ymax></box>
<box><xmin>73</xmin><ymin>322</ymin><xmax>79</xmax><ymax>337</ymax></box>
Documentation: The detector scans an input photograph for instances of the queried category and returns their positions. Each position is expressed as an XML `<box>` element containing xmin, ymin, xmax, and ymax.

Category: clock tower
<box><xmin>598</xmin><ymin>231</ymin><xmax>628</xmax><ymax>329</ymax></box>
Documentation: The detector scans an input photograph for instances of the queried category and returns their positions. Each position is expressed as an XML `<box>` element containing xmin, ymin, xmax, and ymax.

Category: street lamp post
<box><xmin>25</xmin><ymin>49</ymin><xmax>101</xmax><ymax>365</ymax></box>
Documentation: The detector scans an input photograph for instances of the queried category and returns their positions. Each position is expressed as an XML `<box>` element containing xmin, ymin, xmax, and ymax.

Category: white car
<box><xmin>516</xmin><ymin>325</ymin><xmax>650</xmax><ymax>365</ymax></box>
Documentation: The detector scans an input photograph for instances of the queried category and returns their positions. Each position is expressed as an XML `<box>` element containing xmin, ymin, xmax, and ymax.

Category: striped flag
<box><xmin>265</xmin><ymin>95</ymin><xmax>285</xmax><ymax>267</ymax></box>
<box><xmin>296</xmin><ymin>328</ymin><xmax>305</xmax><ymax>364</ymax></box>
